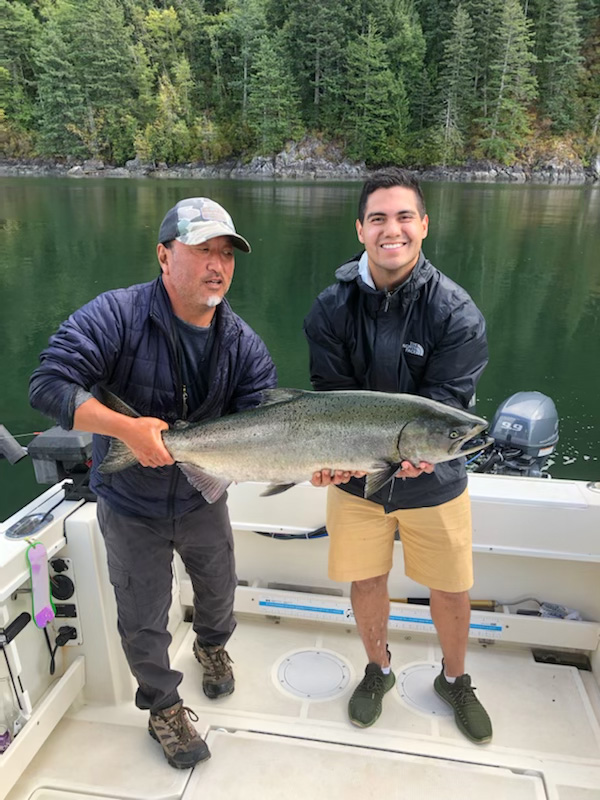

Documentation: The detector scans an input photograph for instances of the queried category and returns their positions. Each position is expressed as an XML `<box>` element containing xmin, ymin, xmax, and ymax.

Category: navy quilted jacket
<box><xmin>29</xmin><ymin>277</ymin><xmax>277</xmax><ymax>518</ymax></box>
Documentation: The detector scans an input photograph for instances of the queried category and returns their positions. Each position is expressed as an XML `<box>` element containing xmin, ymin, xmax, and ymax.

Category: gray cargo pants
<box><xmin>97</xmin><ymin>495</ymin><xmax>237</xmax><ymax>712</ymax></box>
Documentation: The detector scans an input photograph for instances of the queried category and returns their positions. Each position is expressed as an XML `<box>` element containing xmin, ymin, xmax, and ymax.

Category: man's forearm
<box><xmin>73</xmin><ymin>397</ymin><xmax>137</xmax><ymax>440</ymax></box>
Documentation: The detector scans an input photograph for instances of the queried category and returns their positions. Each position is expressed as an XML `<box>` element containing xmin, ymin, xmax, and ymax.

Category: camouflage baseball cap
<box><xmin>158</xmin><ymin>197</ymin><xmax>251</xmax><ymax>253</ymax></box>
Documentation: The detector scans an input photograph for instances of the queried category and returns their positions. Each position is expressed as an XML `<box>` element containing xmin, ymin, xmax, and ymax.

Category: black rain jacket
<box><xmin>303</xmin><ymin>252</ymin><xmax>488</xmax><ymax>510</ymax></box>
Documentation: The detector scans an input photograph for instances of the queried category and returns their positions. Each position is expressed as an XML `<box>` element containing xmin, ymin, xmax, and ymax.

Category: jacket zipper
<box><xmin>150</xmin><ymin>309</ymin><xmax>186</xmax><ymax>516</ymax></box>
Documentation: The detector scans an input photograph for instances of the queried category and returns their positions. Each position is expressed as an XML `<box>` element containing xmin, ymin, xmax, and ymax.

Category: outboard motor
<box><xmin>473</xmin><ymin>391</ymin><xmax>559</xmax><ymax>477</ymax></box>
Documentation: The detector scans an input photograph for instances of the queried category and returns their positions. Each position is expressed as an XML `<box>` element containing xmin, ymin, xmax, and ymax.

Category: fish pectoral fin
<box><xmin>260</xmin><ymin>482</ymin><xmax>297</xmax><ymax>498</ymax></box>
<box><xmin>177</xmin><ymin>464</ymin><xmax>230</xmax><ymax>504</ymax></box>
<box><xmin>364</xmin><ymin>463</ymin><xmax>402</xmax><ymax>498</ymax></box>
<box><xmin>259</xmin><ymin>388</ymin><xmax>307</xmax><ymax>407</ymax></box>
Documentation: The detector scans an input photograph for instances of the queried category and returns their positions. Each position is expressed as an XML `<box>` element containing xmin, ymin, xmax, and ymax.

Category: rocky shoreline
<box><xmin>1</xmin><ymin>142</ymin><xmax>598</xmax><ymax>185</ymax></box>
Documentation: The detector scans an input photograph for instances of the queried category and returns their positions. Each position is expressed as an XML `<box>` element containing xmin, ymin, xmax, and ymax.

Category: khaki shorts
<box><xmin>326</xmin><ymin>486</ymin><xmax>473</xmax><ymax>592</ymax></box>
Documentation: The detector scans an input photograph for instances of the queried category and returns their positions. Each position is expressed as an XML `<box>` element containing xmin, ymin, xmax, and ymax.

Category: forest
<box><xmin>1</xmin><ymin>0</ymin><xmax>599</xmax><ymax>168</ymax></box>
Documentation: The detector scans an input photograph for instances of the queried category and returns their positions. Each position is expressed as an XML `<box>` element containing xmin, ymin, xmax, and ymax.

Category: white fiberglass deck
<box><xmin>7</xmin><ymin>615</ymin><xmax>600</xmax><ymax>800</ymax></box>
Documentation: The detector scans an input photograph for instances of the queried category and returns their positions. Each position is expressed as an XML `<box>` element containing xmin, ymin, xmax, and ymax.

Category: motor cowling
<box><xmin>473</xmin><ymin>391</ymin><xmax>559</xmax><ymax>477</ymax></box>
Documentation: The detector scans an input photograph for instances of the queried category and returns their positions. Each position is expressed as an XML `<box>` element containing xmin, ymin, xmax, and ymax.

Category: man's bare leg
<box><xmin>351</xmin><ymin>573</ymin><xmax>390</xmax><ymax>667</ymax></box>
<box><xmin>429</xmin><ymin>588</ymin><xmax>470</xmax><ymax>676</ymax></box>
<box><xmin>348</xmin><ymin>572</ymin><xmax>395</xmax><ymax>727</ymax></box>
<box><xmin>430</xmin><ymin>587</ymin><xmax>492</xmax><ymax>742</ymax></box>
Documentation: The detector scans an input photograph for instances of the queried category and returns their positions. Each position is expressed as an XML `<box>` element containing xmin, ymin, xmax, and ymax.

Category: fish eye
<box><xmin>449</xmin><ymin>430</ymin><xmax>460</xmax><ymax>439</ymax></box>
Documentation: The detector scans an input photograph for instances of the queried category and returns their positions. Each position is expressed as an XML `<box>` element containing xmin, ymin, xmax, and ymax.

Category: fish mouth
<box><xmin>452</xmin><ymin>433</ymin><xmax>494</xmax><ymax>458</ymax></box>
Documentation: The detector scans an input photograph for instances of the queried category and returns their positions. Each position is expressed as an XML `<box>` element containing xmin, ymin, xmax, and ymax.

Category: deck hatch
<box><xmin>274</xmin><ymin>649</ymin><xmax>351</xmax><ymax>700</ymax></box>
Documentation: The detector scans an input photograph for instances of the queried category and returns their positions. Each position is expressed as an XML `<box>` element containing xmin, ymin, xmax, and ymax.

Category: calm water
<box><xmin>1</xmin><ymin>177</ymin><xmax>599</xmax><ymax>521</ymax></box>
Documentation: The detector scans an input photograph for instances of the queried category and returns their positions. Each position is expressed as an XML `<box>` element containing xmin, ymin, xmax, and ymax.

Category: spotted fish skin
<box><xmin>98</xmin><ymin>388</ymin><xmax>488</xmax><ymax>503</ymax></box>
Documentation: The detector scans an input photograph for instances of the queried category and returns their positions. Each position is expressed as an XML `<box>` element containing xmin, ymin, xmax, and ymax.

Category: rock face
<box><xmin>420</xmin><ymin>158</ymin><xmax>593</xmax><ymax>184</ymax></box>
<box><xmin>0</xmin><ymin>142</ymin><xmax>598</xmax><ymax>183</ymax></box>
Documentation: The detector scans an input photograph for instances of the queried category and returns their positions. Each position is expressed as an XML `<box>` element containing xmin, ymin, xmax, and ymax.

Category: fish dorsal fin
<box><xmin>98</xmin><ymin>387</ymin><xmax>141</xmax><ymax>418</ymax></box>
<box><xmin>260</xmin><ymin>482</ymin><xmax>296</xmax><ymax>498</ymax></box>
<box><xmin>177</xmin><ymin>464</ymin><xmax>230</xmax><ymax>504</ymax></box>
<box><xmin>259</xmin><ymin>388</ymin><xmax>307</xmax><ymax>407</ymax></box>
<box><xmin>364</xmin><ymin>462</ymin><xmax>401</xmax><ymax>498</ymax></box>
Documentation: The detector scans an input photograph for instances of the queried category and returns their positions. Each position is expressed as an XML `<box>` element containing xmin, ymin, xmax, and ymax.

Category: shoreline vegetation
<box><xmin>2</xmin><ymin>1</ymin><xmax>599</xmax><ymax>185</ymax></box>
<box><xmin>1</xmin><ymin>140</ymin><xmax>598</xmax><ymax>185</ymax></box>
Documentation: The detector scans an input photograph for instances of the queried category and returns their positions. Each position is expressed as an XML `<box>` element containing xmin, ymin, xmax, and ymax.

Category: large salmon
<box><xmin>98</xmin><ymin>388</ymin><xmax>489</xmax><ymax>503</ymax></box>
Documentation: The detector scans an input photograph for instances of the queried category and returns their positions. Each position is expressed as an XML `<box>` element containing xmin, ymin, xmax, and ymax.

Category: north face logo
<box><xmin>402</xmin><ymin>341</ymin><xmax>425</xmax><ymax>357</ymax></box>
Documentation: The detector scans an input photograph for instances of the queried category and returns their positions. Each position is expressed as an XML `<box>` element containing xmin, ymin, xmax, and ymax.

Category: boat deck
<box><xmin>7</xmin><ymin>614</ymin><xmax>600</xmax><ymax>800</ymax></box>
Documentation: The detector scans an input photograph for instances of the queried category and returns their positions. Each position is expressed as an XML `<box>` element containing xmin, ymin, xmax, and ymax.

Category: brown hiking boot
<box><xmin>193</xmin><ymin>639</ymin><xmax>235</xmax><ymax>699</ymax></box>
<box><xmin>148</xmin><ymin>700</ymin><xmax>210</xmax><ymax>769</ymax></box>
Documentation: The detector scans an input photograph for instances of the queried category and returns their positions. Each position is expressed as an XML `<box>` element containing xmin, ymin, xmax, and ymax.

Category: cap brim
<box><xmin>176</xmin><ymin>222</ymin><xmax>251</xmax><ymax>253</ymax></box>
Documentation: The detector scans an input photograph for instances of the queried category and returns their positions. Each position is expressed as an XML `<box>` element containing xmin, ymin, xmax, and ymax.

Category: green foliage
<box><xmin>282</xmin><ymin>0</ymin><xmax>351</xmax><ymax>131</ymax></box>
<box><xmin>537</xmin><ymin>0</ymin><xmax>582</xmax><ymax>132</ymax></box>
<box><xmin>476</xmin><ymin>0</ymin><xmax>538</xmax><ymax>163</ymax></box>
<box><xmin>435</xmin><ymin>4</ymin><xmax>477</xmax><ymax>164</ymax></box>
<box><xmin>35</xmin><ymin>0</ymin><xmax>146</xmax><ymax>161</ymax></box>
<box><xmin>0</xmin><ymin>0</ymin><xmax>41</xmax><ymax>136</ymax></box>
<box><xmin>0</xmin><ymin>0</ymin><xmax>598</xmax><ymax>166</ymax></box>
<box><xmin>343</xmin><ymin>17</ymin><xmax>408</xmax><ymax>165</ymax></box>
<box><xmin>247</xmin><ymin>33</ymin><xmax>304</xmax><ymax>153</ymax></box>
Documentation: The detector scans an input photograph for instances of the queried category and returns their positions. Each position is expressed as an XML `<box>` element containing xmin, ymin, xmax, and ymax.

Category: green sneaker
<box><xmin>348</xmin><ymin>663</ymin><xmax>396</xmax><ymax>728</ymax></box>
<box><xmin>434</xmin><ymin>668</ymin><xmax>493</xmax><ymax>744</ymax></box>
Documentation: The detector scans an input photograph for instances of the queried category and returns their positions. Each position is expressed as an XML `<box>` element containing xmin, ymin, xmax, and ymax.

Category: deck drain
<box><xmin>275</xmin><ymin>649</ymin><xmax>351</xmax><ymax>700</ymax></box>
<box><xmin>396</xmin><ymin>662</ymin><xmax>453</xmax><ymax>716</ymax></box>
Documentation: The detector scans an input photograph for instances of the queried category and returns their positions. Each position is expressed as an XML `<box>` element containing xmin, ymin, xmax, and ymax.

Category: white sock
<box><xmin>381</xmin><ymin>666</ymin><xmax>391</xmax><ymax>675</ymax></box>
<box><xmin>444</xmin><ymin>670</ymin><xmax>457</xmax><ymax>683</ymax></box>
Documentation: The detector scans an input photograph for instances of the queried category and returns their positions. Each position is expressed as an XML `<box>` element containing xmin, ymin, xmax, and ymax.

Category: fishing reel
<box><xmin>469</xmin><ymin>391</ymin><xmax>559</xmax><ymax>478</ymax></box>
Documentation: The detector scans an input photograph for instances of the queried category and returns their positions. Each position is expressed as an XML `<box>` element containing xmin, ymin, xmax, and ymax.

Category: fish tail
<box><xmin>98</xmin><ymin>438</ymin><xmax>139</xmax><ymax>474</ymax></box>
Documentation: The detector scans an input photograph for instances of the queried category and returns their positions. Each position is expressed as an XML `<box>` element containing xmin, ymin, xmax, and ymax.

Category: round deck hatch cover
<box><xmin>396</xmin><ymin>662</ymin><xmax>453</xmax><ymax>716</ymax></box>
<box><xmin>275</xmin><ymin>650</ymin><xmax>351</xmax><ymax>700</ymax></box>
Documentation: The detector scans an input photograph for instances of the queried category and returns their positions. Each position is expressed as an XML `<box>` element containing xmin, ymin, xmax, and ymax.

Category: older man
<box><xmin>30</xmin><ymin>198</ymin><xmax>277</xmax><ymax>768</ymax></box>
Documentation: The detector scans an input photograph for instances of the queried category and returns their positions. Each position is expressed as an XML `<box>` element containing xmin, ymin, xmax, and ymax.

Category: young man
<box><xmin>304</xmin><ymin>168</ymin><xmax>492</xmax><ymax>743</ymax></box>
<box><xmin>30</xmin><ymin>198</ymin><xmax>277</xmax><ymax>768</ymax></box>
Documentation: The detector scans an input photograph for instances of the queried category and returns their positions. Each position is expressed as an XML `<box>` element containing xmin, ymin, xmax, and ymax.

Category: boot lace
<box><xmin>164</xmin><ymin>705</ymin><xmax>199</xmax><ymax>744</ymax></box>
<box><xmin>198</xmin><ymin>646</ymin><xmax>233</xmax><ymax>679</ymax></box>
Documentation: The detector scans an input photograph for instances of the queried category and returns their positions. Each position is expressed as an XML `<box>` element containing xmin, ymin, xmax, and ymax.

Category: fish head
<box><xmin>397</xmin><ymin>404</ymin><xmax>490</xmax><ymax>465</ymax></box>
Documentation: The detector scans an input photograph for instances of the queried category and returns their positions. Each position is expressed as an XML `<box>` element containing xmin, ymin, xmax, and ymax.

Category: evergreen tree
<box><xmin>435</xmin><ymin>4</ymin><xmax>477</xmax><ymax>164</ymax></box>
<box><xmin>464</xmin><ymin>0</ymin><xmax>504</xmax><ymax>119</ymax></box>
<box><xmin>135</xmin><ymin>73</ymin><xmax>192</xmax><ymax>163</ymax></box>
<box><xmin>378</xmin><ymin>0</ymin><xmax>427</xmax><ymax>132</ymax></box>
<box><xmin>35</xmin><ymin>7</ymin><xmax>87</xmax><ymax>157</ymax></box>
<box><xmin>538</xmin><ymin>0</ymin><xmax>582</xmax><ymax>132</ymax></box>
<box><xmin>1</xmin><ymin>0</ymin><xmax>598</xmax><ymax>167</ymax></box>
<box><xmin>282</xmin><ymin>0</ymin><xmax>351</xmax><ymax>131</ymax></box>
<box><xmin>343</xmin><ymin>16</ymin><xmax>408</xmax><ymax>165</ymax></box>
<box><xmin>578</xmin><ymin>11</ymin><xmax>600</xmax><ymax>156</ymax></box>
<box><xmin>477</xmin><ymin>0</ymin><xmax>538</xmax><ymax>163</ymax></box>
<box><xmin>0</xmin><ymin>0</ymin><xmax>41</xmax><ymax>154</ymax></box>
<box><xmin>226</xmin><ymin>0</ymin><xmax>267</xmax><ymax>120</ymax></box>
<box><xmin>35</xmin><ymin>0</ymin><xmax>144</xmax><ymax>162</ymax></box>
<box><xmin>247</xmin><ymin>32</ymin><xmax>304</xmax><ymax>153</ymax></box>
<box><xmin>141</xmin><ymin>6</ymin><xmax>182</xmax><ymax>77</ymax></box>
